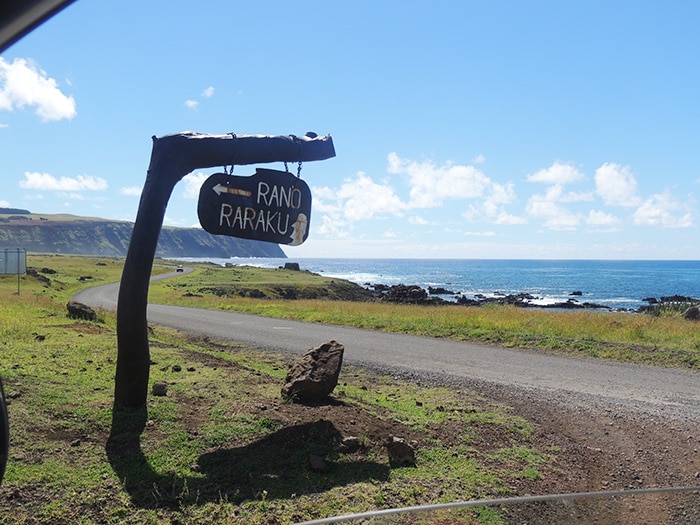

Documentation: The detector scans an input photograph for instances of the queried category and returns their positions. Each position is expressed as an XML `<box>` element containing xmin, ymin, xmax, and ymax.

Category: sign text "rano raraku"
<box><xmin>197</xmin><ymin>169</ymin><xmax>312</xmax><ymax>246</ymax></box>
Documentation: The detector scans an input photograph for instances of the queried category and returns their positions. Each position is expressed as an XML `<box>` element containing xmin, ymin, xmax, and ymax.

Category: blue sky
<box><xmin>1</xmin><ymin>0</ymin><xmax>699</xmax><ymax>259</ymax></box>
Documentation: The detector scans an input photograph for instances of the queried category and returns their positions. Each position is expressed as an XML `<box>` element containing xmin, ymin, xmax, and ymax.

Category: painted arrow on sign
<box><xmin>212</xmin><ymin>183</ymin><xmax>253</xmax><ymax>197</ymax></box>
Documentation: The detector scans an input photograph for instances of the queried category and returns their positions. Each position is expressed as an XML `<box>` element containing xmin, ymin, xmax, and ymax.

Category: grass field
<box><xmin>0</xmin><ymin>255</ymin><xmax>577</xmax><ymax>524</ymax></box>
<box><xmin>149</xmin><ymin>262</ymin><xmax>700</xmax><ymax>370</ymax></box>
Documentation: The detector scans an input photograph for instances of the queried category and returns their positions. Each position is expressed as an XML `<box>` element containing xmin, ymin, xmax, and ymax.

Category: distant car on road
<box><xmin>176</xmin><ymin>265</ymin><xmax>184</xmax><ymax>272</ymax></box>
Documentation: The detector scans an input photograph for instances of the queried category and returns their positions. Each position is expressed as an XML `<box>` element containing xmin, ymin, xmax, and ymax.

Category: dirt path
<box><xmin>460</xmin><ymin>380</ymin><xmax>700</xmax><ymax>524</ymax></box>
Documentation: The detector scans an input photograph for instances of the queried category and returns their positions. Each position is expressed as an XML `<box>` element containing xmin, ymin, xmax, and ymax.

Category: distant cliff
<box><xmin>0</xmin><ymin>210</ymin><xmax>286</xmax><ymax>258</ymax></box>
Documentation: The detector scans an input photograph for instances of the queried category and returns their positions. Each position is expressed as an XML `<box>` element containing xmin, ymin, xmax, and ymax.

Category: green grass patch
<box><xmin>147</xmin><ymin>264</ymin><xmax>700</xmax><ymax>370</ymax></box>
<box><xmin>0</xmin><ymin>254</ymin><xmax>567</xmax><ymax>524</ymax></box>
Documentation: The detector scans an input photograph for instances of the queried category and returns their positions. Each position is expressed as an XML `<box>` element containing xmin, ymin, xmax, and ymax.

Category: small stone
<box><xmin>172</xmin><ymin>365</ymin><xmax>182</xmax><ymax>372</ymax></box>
<box><xmin>386</xmin><ymin>436</ymin><xmax>416</xmax><ymax>467</ymax></box>
<box><xmin>152</xmin><ymin>381</ymin><xmax>168</xmax><ymax>396</ymax></box>
<box><xmin>339</xmin><ymin>436</ymin><xmax>361</xmax><ymax>453</ymax></box>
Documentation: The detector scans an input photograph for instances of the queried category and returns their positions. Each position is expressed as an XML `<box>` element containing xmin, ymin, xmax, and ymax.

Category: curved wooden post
<box><xmin>114</xmin><ymin>132</ymin><xmax>335</xmax><ymax>411</ymax></box>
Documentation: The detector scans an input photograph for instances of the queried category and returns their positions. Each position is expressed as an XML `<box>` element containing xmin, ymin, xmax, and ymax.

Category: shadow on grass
<box><xmin>106</xmin><ymin>409</ymin><xmax>389</xmax><ymax>510</ymax></box>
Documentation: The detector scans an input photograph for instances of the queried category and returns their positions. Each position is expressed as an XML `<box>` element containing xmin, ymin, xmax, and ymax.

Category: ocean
<box><xmin>174</xmin><ymin>257</ymin><xmax>700</xmax><ymax>311</ymax></box>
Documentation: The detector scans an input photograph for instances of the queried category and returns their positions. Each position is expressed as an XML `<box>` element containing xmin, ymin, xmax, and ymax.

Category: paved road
<box><xmin>74</xmin><ymin>269</ymin><xmax>700</xmax><ymax>421</ymax></box>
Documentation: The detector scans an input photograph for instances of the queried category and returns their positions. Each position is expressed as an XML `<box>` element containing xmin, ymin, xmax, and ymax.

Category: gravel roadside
<box><xmin>382</xmin><ymin>366</ymin><xmax>700</xmax><ymax>524</ymax></box>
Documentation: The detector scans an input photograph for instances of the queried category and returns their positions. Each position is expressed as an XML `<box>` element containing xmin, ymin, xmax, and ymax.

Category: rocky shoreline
<box><xmin>363</xmin><ymin>282</ymin><xmax>700</xmax><ymax>315</ymax></box>
<box><xmin>277</xmin><ymin>262</ymin><xmax>700</xmax><ymax>316</ymax></box>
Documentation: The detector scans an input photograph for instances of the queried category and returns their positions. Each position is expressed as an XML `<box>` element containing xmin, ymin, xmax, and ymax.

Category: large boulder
<box><xmin>281</xmin><ymin>341</ymin><xmax>344</xmax><ymax>402</ymax></box>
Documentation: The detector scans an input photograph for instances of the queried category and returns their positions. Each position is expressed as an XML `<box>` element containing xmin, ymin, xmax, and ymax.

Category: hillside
<box><xmin>0</xmin><ymin>210</ymin><xmax>285</xmax><ymax>258</ymax></box>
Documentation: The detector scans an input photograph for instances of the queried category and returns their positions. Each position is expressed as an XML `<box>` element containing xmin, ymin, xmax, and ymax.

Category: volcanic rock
<box><xmin>152</xmin><ymin>382</ymin><xmax>168</xmax><ymax>397</ymax></box>
<box><xmin>684</xmin><ymin>306</ymin><xmax>700</xmax><ymax>321</ymax></box>
<box><xmin>385</xmin><ymin>436</ymin><xmax>416</xmax><ymax>467</ymax></box>
<box><xmin>66</xmin><ymin>300</ymin><xmax>97</xmax><ymax>321</ymax></box>
<box><xmin>281</xmin><ymin>341</ymin><xmax>344</xmax><ymax>402</ymax></box>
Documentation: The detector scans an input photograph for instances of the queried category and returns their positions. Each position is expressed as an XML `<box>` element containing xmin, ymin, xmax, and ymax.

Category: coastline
<box><xmin>364</xmin><ymin>282</ymin><xmax>700</xmax><ymax>314</ymax></box>
<box><xmin>174</xmin><ymin>256</ymin><xmax>700</xmax><ymax>313</ymax></box>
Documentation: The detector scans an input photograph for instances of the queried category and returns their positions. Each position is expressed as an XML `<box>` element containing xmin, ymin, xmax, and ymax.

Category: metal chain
<box><xmin>283</xmin><ymin>136</ymin><xmax>303</xmax><ymax>177</ymax></box>
<box><xmin>226</xmin><ymin>133</ymin><xmax>236</xmax><ymax>175</ymax></box>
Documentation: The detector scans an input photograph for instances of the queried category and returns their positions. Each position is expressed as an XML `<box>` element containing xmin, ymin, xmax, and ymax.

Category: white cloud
<box><xmin>525</xmin><ymin>195</ymin><xmax>582</xmax><ymax>230</ymax></box>
<box><xmin>524</xmin><ymin>162</ymin><xmax>593</xmax><ymax>230</ymax></box>
<box><xmin>0</xmin><ymin>57</ymin><xmax>76</xmax><ymax>121</ymax></box>
<box><xmin>587</xmin><ymin>209</ymin><xmax>621</xmax><ymax>227</ymax></box>
<box><xmin>385</xmin><ymin>155</ymin><xmax>527</xmax><ymax>227</ymax></box>
<box><xmin>0</xmin><ymin>200</ymin><xmax>9</xmax><ymax>207</ymax></box>
<box><xmin>182</xmin><ymin>172</ymin><xmax>208</xmax><ymax>199</ymax></box>
<box><xmin>526</xmin><ymin>162</ymin><xmax>585</xmax><ymax>184</ymax></box>
<box><xmin>120</xmin><ymin>186</ymin><xmax>142</xmax><ymax>196</ymax></box>
<box><xmin>595</xmin><ymin>163</ymin><xmax>640</xmax><ymax>207</ymax></box>
<box><xmin>316</xmin><ymin>154</ymin><xmax>526</xmax><ymax>236</ymax></box>
<box><xmin>20</xmin><ymin>172</ymin><xmax>107</xmax><ymax>191</ymax></box>
<box><xmin>463</xmin><ymin>230</ymin><xmax>496</xmax><ymax>237</ymax></box>
<box><xmin>314</xmin><ymin>213</ymin><xmax>350</xmax><ymax>238</ymax></box>
<box><xmin>489</xmin><ymin>182</ymin><xmax>516</xmax><ymax>204</ymax></box>
<box><xmin>633</xmin><ymin>191</ymin><xmax>693</xmax><ymax>228</ymax></box>
<box><xmin>408</xmin><ymin>215</ymin><xmax>429</xmax><ymax>225</ymax></box>
<box><xmin>463</xmin><ymin>181</ymin><xmax>526</xmax><ymax>225</ymax></box>
<box><xmin>495</xmin><ymin>211</ymin><xmax>527</xmax><ymax>225</ymax></box>
<box><xmin>586</xmin><ymin>210</ymin><xmax>622</xmax><ymax>232</ymax></box>
<box><xmin>473</xmin><ymin>154</ymin><xmax>485</xmax><ymax>164</ymax></box>
<box><xmin>163</xmin><ymin>214</ymin><xmax>179</xmax><ymax>226</ymax></box>
<box><xmin>387</xmin><ymin>153</ymin><xmax>491</xmax><ymax>208</ymax></box>
<box><xmin>335</xmin><ymin>172</ymin><xmax>407</xmax><ymax>221</ymax></box>
<box><xmin>311</xmin><ymin>172</ymin><xmax>406</xmax><ymax>237</ymax></box>
<box><xmin>185</xmin><ymin>86</ymin><xmax>215</xmax><ymax>109</ymax></box>
<box><xmin>540</xmin><ymin>183</ymin><xmax>593</xmax><ymax>203</ymax></box>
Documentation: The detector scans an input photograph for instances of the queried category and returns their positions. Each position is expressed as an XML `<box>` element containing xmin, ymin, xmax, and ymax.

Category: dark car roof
<box><xmin>0</xmin><ymin>0</ymin><xmax>76</xmax><ymax>53</ymax></box>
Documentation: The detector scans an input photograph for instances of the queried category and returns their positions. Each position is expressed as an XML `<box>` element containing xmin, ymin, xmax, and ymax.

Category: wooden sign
<box><xmin>197</xmin><ymin>169</ymin><xmax>312</xmax><ymax>246</ymax></box>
